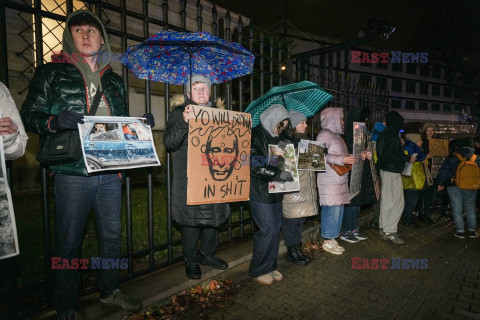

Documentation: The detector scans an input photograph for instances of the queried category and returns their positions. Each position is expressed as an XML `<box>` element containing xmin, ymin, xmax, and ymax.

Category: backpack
<box><xmin>453</xmin><ymin>152</ymin><xmax>480</xmax><ymax>190</ymax></box>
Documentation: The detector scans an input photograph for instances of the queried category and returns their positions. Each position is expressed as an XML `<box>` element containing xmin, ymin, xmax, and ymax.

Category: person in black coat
<box><xmin>340</xmin><ymin>107</ymin><xmax>374</xmax><ymax>243</ymax></box>
<box><xmin>249</xmin><ymin>104</ymin><xmax>294</xmax><ymax>285</ymax></box>
<box><xmin>164</xmin><ymin>74</ymin><xmax>229</xmax><ymax>280</ymax></box>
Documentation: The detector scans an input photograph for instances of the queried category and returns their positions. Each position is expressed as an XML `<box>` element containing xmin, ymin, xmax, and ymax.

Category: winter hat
<box><xmin>185</xmin><ymin>74</ymin><xmax>212</xmax><ymax>96</ymax></box>
<box><xmin>422</xmin><ymin>122</ymin><xmax>435</xmax><ymax>133</ymax></box>
<box><xmin>260</xmin><ymin>104</ymin><xmax>289</xmax><ymax>137</ymax></box>
<box><xmin>456</xmin><ymin>137</ymin><xmax>474</xmax><ymax>149</ymax></box>
<box><xmin>386</xmin><ymin>111</ymin><xmax>404</xmax><ymax>132</ymax></box>
<box><xmin>288</xmin><ymin>110</ymin><xmax>307</xmax><ymax>129</ymax></box>
<box><xmin>405</xmin><ymin>133</ymin><xmax>422</xmax><ymax>144</ymax></box>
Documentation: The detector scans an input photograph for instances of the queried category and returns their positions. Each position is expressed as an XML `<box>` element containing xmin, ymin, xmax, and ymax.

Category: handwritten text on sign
<box><xmin>187</xmin><ymin>106</ymin><xmax>251</xmax><ymax>205</ymax></box>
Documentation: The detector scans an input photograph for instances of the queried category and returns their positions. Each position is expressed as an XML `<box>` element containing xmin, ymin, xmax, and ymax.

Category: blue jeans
<box><xmin>320</xmin><ymin>205</ymin><xmax>344</xmax><ymax>239</ymax></box>
<box><xmin>447</xmin><ymin>186</ymin><xmax>477</xmax><ymax>232</ymax></box>
<box><xmin>343</xmin><ymin>205</ymin><xmax>360</xmax><ymax>233</ymax></box>
<box><xmin>282</xmin><ymin>217</ymin><xmax>306</xmax><ymax>246</ymax></box>
<box><xmin>53</xmin><ymin>174</ymin><xmax>122</xmax><ymax>311</ymax></box>
<box><xmin>249</xmin><ymin>201</ymin><xmax>282</xmax><ymax>278</ymax></box>
<box><xmin>401</xmin><ymin>190</ymin><xmax>418</xmax><ymax>225</ymax></box>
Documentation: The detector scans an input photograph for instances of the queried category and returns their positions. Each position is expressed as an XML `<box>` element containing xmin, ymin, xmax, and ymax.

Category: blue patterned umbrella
<box><xmin>120</xmin><ymin>31</ymin><xmax>254</xmax><ymax>84</ymax></box>
<box><xmin>244</xmin><ymin>81</ymin><xmax>333</xmax><ymax>127</ymax></box>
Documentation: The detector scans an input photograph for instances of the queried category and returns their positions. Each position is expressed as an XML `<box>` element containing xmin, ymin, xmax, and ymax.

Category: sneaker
<box><xmin>340</xmin><ymin>232</ymin><xmax>360</xmax><ymax>243</ymax></box>
<box><xmin>382</xmin><ymin>233</ymin><xmax>405</xmax><ymax>245</ymax></box>
<box><xmin>331</xmin><ymin>239</ymin><xmax>345</xmax><ymax>252</ymax></box>
<box><xmin>322</xmin><ymin>240</ymin><xmax>343</xmax><ymax>255</ymax></box>
<box><xmin>468</xmin><ymin>231</ymin><xmax>478</xmax><ymax>238</ymax></box>
<box><xmin>352</xmin><ymin>230</ymin><xmax>368</xmax><ymax>241</ymax></box>
<box><xmin>454</xmin><ymin>231</ymin><xmax>465</xmax><ymax>239</ymax></box>
<box><xmin>254</xmin><ymin>273</ymin><xmax>274</xmax><ymax>285</ymax></box>
<box><xmin>270</xmin><ymin>270</ymin><xmax>283</xmax><ymax>282</ymax></box>
<box><xmin>100</xmin><ymin>289</ymin><xmax>142</xmax><ymax>312</ymax></box>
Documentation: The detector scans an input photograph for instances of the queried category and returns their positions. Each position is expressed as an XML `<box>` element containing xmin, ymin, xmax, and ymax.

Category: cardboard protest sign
<box><xmin>349</xmin><ymin>122</ymin><xmax>365</xmax><ymax>200</ymax></box>
<box><xmin>268</xmin><ymin>144</ymin><xmax>300</xmax><ymax>193</ymax></box>
<box><xmin>297</xmin><ymin>139</ymin><xmax>326</xmax><ymax>171</ymax></box>
<box><xmin>187</xmin><ymin>106</ymin><xmax>251</xmax><ymax>205</ymax></box>
<box><xmin>78</xmin><ymin>116</ymin><xmax>160</xmax><ymax>173</ymax></box>
<box><xmin>429</xmin><ymin>138</ymin><xmax>449</xmax><ymax>156</ymax></box>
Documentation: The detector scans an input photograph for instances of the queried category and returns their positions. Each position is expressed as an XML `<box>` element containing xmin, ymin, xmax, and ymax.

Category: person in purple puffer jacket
<box><xmin>316</xmin><ymin>107</ymin><xmax>356</xmax><ymax>255</ymax></box>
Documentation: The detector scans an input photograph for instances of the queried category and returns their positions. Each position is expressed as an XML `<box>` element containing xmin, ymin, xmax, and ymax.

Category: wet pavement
<box><xmin>207</xmin><ymin>216</ymin><xmax>480</xmax><ymax>320</ymax></box>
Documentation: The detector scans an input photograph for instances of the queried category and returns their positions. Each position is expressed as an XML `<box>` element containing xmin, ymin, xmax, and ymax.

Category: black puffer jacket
<box><xmin>377</xmin><ymin>111</ymin><xmax>409</xmax><ymax>173</ymax></box>
<box><xmin>250</xmin><ymin>125</ymin><xmax>289</xmax><ymax>203</ymax></box>
<box><xmin>163</xmin><ymin>96</ymin><xmax>230</xmax><ymax>227</ymax></box>
<box><xmin>20</xmin><ymin>63</ymin><xmax>128</xmax><ymax>176</ymax></box>
<box><xmin>343</xmin><ymin>108</ymin><xmax>376</xmax><ymax>207</ymax></box>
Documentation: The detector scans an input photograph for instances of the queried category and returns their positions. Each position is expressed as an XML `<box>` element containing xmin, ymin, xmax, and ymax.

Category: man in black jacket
<box><xmin>377</xmin><ymin>111</ymin><xmax>415</xmax><ymax>244</ymax></box>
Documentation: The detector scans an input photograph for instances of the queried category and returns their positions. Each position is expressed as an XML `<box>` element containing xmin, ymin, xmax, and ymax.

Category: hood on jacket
<box><xmin>170</xmin><ymin>94</ymin><xmax>224</xmax><ymax>109</ymax></box>
<box><xmin>260</xmin><ymin>104</ymin><xmax>289</xmax><ymax>137</ymax></box>
<box><xmin>63</xmin><ymin>10</ymin><xmax>111</xmax><ymax>72</ymax></box>
<box><xmin>405</xmin><ymin>133</ymin><xmax>421</xmax><ymax>144</ymax></box>
<box><xmin>386</xmin><ymin>111</ymin><xmax>404</xmax><ymax>133</ymax></box>
<box><xmin>320</xmin><ymin>107</ymin><xmax>344</xmax><ymax>134</ymax></box>
<box><xmin>372</xmin><ymin>121</ymin><xmax>386</xmax><ymax>142</ymax></box>
<box><xmin>344</xmin><ymin>107</ymin><xmax>368</xmax><ymax>152</ymax></box>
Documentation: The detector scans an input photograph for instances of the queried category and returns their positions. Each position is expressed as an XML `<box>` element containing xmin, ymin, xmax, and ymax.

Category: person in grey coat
<box><xmin>164</xmin><ymin>74</ymin><xmax>229</xmax><ymax>280</ymax></box>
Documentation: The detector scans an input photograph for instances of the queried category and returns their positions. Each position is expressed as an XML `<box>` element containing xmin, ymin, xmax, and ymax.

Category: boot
<box><xmin>294</xmin><ymin>243</ymin><xmax>311</xmax><ymax>264</ymax></box>
<box><xmin>286</xmin><ymin>245</ymin><xmax>308</xmax><ymax>266</ymax></box>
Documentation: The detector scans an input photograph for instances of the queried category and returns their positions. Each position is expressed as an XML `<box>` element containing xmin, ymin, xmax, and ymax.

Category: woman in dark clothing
<box><xmin>416</xmin><ymin>123</ymin><xmax>436</xmax><ymax>223</ymax></box>
<box><xmin>249</xmin><ymin>104</ymin><xmax>293</xmax><ymax>285</ymax></box>
<box><xmin>164</xmin><ymin>74</ymin><xmax>229</xmax><ymax>280</ymax></box>
<box><xmin>340</xmin><ymin>107</ymin><xmax>374</xmax><ymax>243</ymax></box>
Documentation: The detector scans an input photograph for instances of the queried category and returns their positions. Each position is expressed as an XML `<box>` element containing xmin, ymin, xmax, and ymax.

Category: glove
<box><xmin>278</xmin><ymin>140</ymin><xmax>287</xmax><ymax>148</ymax></box>
<box><xmin>278</xmin><ymin>171</ymin><xmax>293</xmax><ymax>182</ymax></box>
<box><xmin>50</xmin><ymin>110</ymin><xmax>84</xmax><ymax>131</ymax></box>
<box><xmin>142</xmin><ymin>112</ymin><xmax>155</xmax><ymax>127</ymax></box>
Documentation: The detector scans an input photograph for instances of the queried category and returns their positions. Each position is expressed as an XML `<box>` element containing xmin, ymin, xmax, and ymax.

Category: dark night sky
<box><xmin>214</xmin><ymin>0</ymin><xmax>433</xmax><ymax>51</ymax></box>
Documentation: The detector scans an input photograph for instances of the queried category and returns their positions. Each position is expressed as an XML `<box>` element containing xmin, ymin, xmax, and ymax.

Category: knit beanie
<box><xmin>184</xmin><ymin>74</ymin><xmax>212</xmax><ymax>96</ymax></box>
<box><xmin>422</xmin><ymin>122</ymin><xmax>435</xmax><ymax>133</ymax></box>
<box><xmin>405</xmin><ymin>133</ymin><xmax>422</xmax><ymax>144</ymax></box>
<box><xmin>288</xmin><ymin>110</ymin><xmax>307</xmax><ymax>129</ymax></box>
<box><xmin>260</xmin><ymin>104</ymin><xmax>289</xmax><ymax>137</ymax></box>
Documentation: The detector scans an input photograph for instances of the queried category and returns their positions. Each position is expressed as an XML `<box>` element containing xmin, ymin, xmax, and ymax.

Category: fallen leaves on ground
<box><xmin>125</xmin><ymin>279</ymin><xmax>239</xmax><ymax>320</ymax></box>
<box><xmin>303</xmin><ymin>240</ymin><xmax>323</xmax><ymax>257</ymax></box>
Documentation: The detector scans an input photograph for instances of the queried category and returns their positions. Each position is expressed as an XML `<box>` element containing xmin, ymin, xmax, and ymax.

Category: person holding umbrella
<box><xmin>281</xmin><ymin>110</ymin><xmax>317</xmax><ymax>265</ymax></box>
<box><xmin>164</xmin><ymin>74</ymin><xmax>229</xmax><ymax>280</ymax></box>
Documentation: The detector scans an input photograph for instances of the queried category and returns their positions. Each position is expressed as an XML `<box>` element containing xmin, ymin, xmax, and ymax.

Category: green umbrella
<box><xmin>244</xmin><ymin>81</ymin><xmax>333</xmax><ymax>127</ymax></box>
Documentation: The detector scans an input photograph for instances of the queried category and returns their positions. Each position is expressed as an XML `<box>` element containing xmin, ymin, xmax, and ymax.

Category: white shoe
<box><xmin>322</xmin><ymin>240</ymin><xmax>343</xmax><ymax>255</ymax></box>
<box><xmin>254</xmin><ymin>273</ymin><xmax>274</xmax><ymax>285</ymax></box>
<box><xmin>270</xmin><ymin>270</ymin><xmax>283</xmax><ymax>281</ymax></box>
<box><xmin>331</xmin><ymin>239</ymin><xmax>345</xmax><ymax>252</ymax></box>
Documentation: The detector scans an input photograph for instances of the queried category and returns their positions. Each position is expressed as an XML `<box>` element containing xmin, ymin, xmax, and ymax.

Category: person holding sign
<box><xmin>164</xmin><ymin>74</ymin><xmax>229</xmax><ymax>280</ymax></box>
<box><xmin>316</xmin><ymin>107</ymin><xmax>356</xmax><ymax>255</ymax></box>
<box><xmin>20</xmin><ymin>10</ymin><xmax>143</xmax><ymax>317</ymax></box>
<box><xmin>282</xmin><ymin>110</ymin><xmax>317</xmax><ymax>266</ymax></box>
<box><xmin>416</xmin><ymin>123</ymin><xmax>436</xmax><ymax>223</ymax></box>
<box><xmin>249</xmin><ymin>104</ymin><xmax>293</xmax><ymax>285</ymax></box>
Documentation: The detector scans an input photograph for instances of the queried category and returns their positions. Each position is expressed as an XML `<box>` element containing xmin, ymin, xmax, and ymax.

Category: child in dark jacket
<box><xmin>437</xmin><ymin>138</ymin><xmax>479</xmax><ymax>238</ymax></box>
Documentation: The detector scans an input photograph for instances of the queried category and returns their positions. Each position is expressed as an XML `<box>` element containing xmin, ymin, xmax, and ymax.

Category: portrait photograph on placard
<box><xmin>297</xmin><ymin>139</ymin><xmax>326</xmax><ymax>171</ymax></box>
<box><xmin>268</xmin><ymin>143</ymin><xmax>300</xmax><ymax>193</ymax></box>
<box><xmin>78</xmin><ymin>116</ymin><xmax>160</xmax><ymax>173</ymax></box>
<box><xmin>187</xmin><ymin>106</ymin><xmax>251</xmax><ymax>205</ymax></box>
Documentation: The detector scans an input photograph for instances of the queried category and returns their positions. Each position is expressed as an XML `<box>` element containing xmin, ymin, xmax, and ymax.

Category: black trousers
<box><xmin>182</xmin><ymin>226</ymin><xmax>217</xmax><ymax>265</ymax></box>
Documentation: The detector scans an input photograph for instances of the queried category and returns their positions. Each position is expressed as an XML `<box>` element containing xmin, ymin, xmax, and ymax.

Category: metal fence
<box><xmin>0</xmin><ymin>0</ymin><xmax>387</xmax><ymax>317</ymax></box>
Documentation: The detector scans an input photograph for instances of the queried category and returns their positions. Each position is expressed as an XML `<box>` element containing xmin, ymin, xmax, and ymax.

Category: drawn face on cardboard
<box><xmin>205</xmin><ymin>127</ymin><xmax>239</xmax><ymax>181</ymax></box>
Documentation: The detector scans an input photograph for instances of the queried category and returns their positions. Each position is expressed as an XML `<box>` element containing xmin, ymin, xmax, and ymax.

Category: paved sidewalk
<box><xmin>207</xmin><ymin>216</ymin><xmax>480</xmax><ymax>320</ymax></box>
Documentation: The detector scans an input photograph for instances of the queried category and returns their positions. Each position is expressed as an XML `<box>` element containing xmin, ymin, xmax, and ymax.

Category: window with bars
<box><xmin>406</xmin><ymin>100</ymin><xmax>415</xmax><ymax>110</ymax></box>
<box><xmin>444</xmin><ymin>86</ymin><xmax>451</xmax><ymax>97</ymax></box>
<box><xmin>376</xmin><ymin>76</ymin><xmax>387</xmax><ymax>89</ymax></box>
<box><xmin>391</xmin><ymin>99</ymin><xmax>402</xmax><ymax>109</ymax></box>
<box><xmin>392</xmin><ymin>63</ymin><xmax>403</xmax><ymax>72</ymax></box>
<box><xmin>420</xmin><ymin>65</ymin><xmax>429</xmax><ymax>76</ymax></box>
<box><xmin>406</xmin><ymin>81</ymin><xmax>416</xmax><ymax>94</ymax></box>
<box><xmin>443</xmin><ymin>104</ymin><xmax>451</xmax><ymax>112</ymax></box>
<box><xmin>431</xmin><ymin>103</ymin><xmax>440</xmax><ymax>111</ymax></box>
<box><xmin>419</xmin><ymin>83</ymin><xmax>428</xmax><ymax>95</ymax></box>
<box><xmin>419</xmin><ymin>102</ymin><xmax>428</xmax><ymax>110</ymax></box>
<box><xmin>392</xmin><ymin>79</ymin><xmax>402</xmax><ymax>92</ymax></box>
<box><xmin>406</xmin><ymin>64</ymin><xmax>416</xmax><ymax>74</ymax></box>
<box><xmin>432</xmin><ymin>85</ymin><xmax>440</xmax><ymax>96</ymax></box>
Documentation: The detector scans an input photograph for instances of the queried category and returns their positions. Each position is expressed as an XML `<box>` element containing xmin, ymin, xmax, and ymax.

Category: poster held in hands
<box><xmin>349</xmin><ymin>122</ymin><xmax>365</xmax><ymax>200</ymax></box>
<box><xmin>429</xmin><ymin>138</ymin><xmax>449</xmax><ymax>156</ymax></box>
<box><xmin>78</xmin><ymin>116</ymin><xmax>161</xmax><ymax>173</ymax></box>
<box><xmin>187</xmin><ymin>106</ymin><xmax>251</xmax><ymax>205</ymax></box>
<box><xmin>268</xmin><ymin>143</ymin><xmax>300</xmax><ymax>193</ymax></box>
<box><xmin>297</xmin><ymin>139</ymin><xmax>326</xmax><ymax>171</ymax></box>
